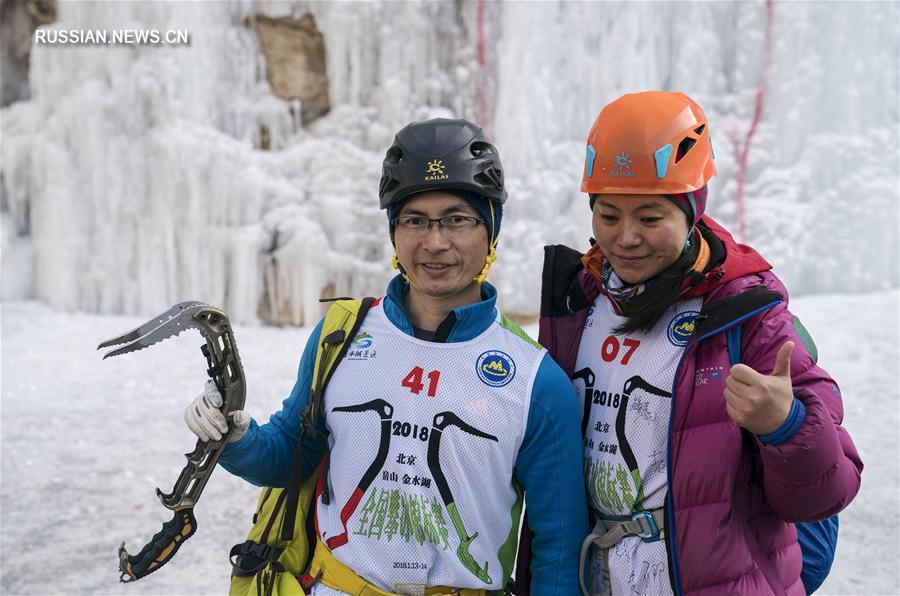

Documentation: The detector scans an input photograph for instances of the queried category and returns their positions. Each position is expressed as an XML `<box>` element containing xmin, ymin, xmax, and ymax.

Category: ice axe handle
<box><xmin>118</xmin><ymin>508</ymin><xmax>197</xmax><ymax>582</ymax></box>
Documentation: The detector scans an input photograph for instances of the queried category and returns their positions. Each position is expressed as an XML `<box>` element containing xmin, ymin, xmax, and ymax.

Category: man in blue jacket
<box><xmin>185</xmin><ymin>118</ymin><xmax>587</xmax><ymax>594</ymax></box>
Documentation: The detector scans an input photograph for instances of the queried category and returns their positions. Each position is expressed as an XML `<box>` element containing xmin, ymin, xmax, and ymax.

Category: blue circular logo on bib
<box><xmin>667</xmin><ymin>311</ymin><xmax>699</xmax><ymax>346</ymax></box>
<box><xmin>476</xmin><ymin>351</ymin><xmax>516</xmax><ymax>387</ymax></box>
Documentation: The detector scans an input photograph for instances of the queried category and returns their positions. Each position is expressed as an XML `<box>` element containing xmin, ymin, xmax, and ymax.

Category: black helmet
<box><xmin>379</xmin><ymin>118</ymin><xmax>507</xmax><ymax>209</ymax></box>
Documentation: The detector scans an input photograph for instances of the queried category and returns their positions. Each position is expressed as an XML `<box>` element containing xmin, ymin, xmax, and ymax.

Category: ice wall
<box><xmin>1</xmin><ymin>0</ymin><xmax>897</xmax><ymax>323</ymax></box>
<box><xmin>488</xmin><ymin>1</ymin><xmax>899</xmax><ymax>312</ymax></box>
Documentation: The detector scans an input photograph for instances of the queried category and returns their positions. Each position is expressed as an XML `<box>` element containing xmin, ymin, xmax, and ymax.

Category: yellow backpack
<box><xmin>228</xmin><ymin>298</ymin><xmax>376</xmax><ymax>596</ymax></box>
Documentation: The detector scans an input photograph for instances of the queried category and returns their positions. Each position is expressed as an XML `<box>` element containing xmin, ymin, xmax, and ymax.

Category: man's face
<box><xmin>591</xmin><ymin>194</ymin><xmax>691</xmax><ymax>284</ymax></box>
<box><xmin>393</xmin><ymin>192</ymin><xmax>489</xmax><ymax>299</ymax></box>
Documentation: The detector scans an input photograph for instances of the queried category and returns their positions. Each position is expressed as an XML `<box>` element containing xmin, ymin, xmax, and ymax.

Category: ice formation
<box><xmin>1</xmin><ymin>1</ymin><xmax>897</xmax><ymax>323</ymax></box>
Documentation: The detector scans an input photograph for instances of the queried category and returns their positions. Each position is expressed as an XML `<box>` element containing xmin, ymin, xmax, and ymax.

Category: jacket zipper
<box><xmin>665</xmin><ymin>300</ymin><xmax>782</xmax><ymax>595</ymax></box>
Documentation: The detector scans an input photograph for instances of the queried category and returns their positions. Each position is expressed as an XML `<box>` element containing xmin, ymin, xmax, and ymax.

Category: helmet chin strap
<box><xmin>682</xmin><ymin>226</ymin><xmax>694</xmax><ymax>254</ymax></box>
<box><xmin>472</xmin><ymin>201</ymin><xmax>498</xmax><ymax>285</ymax></box>
<box><xmin>391</xmin><ymin>201</ymin><xmax>499</xmax><ymax>301</ymax></box>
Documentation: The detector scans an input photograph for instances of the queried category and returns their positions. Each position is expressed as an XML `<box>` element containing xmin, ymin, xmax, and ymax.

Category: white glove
<box><xmin>184</xmin><ymin>380</ymin><xmax>250</xmax><ymax>443</ymax></box>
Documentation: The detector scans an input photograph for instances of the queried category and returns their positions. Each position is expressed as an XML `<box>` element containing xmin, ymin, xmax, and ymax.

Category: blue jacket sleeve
<box><xmin>218</xmin><ymin>318</ymin><xmax>330</xmax><ymax>487</ymax></box>
<box><xmin>515</xmin><ymin>352</ymin><xmax>589</xmax><ymax>594</ymax></box>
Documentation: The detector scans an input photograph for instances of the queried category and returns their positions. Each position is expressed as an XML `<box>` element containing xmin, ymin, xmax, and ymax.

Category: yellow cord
<box><xmin>392</xmin><ymin>250</ymin><xmax>423</xmax><ymax>290</ymax></box>
<box><xmin>472</xmin><ymin>200</ymin><xmax>498</xmax><ymax>285</ymax></box>
<box><xmin>473</xmin><ymin>244</ymin><xmax>497</xmax><ymax>285</ymax></box>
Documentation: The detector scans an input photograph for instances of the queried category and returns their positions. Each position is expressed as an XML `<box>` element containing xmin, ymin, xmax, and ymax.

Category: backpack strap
<box><xmin>279</xmin><ymin>297</ymin><xmax>376</xmax><ymax>542</ymax></box>
<box><xmin>721</xmin><ymin>304</ymin><xmax>839</xmax><ymax>595</ymax></box>
<box><xmin>725</xmin><ymin>326</ymin><xmax>742</xmax><ymax>367</ymax></box>
<box><xmin>694</xmin><ymin>285</ymin><xmax>783</xmax><ymax>338</ymax></box>
<box><xmin>541</xmin><ymin>244</ymin><xmax>592</xmax><ymax>318</ymax></box>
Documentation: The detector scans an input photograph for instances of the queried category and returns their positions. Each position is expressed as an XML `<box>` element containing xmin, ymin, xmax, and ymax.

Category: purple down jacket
<box><xmin>516</xmin><ymin>217</ymin><xmax>863</xmax><ymax>595</ymax></box>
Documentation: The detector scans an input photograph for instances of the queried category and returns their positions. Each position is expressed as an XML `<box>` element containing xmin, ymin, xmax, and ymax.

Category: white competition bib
<box><xmin>314</xmin><ymin>303</ymin><xmax>543</xmax><ymax>594</ymax></box>
<box><xmin>576</xmin><ymin>294</ymin><xmax>701</xmax><ymax>596</ymax></box>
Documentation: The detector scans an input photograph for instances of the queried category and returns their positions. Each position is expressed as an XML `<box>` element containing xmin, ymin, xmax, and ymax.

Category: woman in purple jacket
<box><xmin>515</xmin><ymin>92</ymin><xmax>862</xmax><ymax>595</ymax></box>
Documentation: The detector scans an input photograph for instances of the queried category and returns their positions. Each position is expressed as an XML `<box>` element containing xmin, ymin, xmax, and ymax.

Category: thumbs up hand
<box><xmin>724</xmin><ymin>341</ymin><xmax>796</xmax><ymax>436</ymax></box>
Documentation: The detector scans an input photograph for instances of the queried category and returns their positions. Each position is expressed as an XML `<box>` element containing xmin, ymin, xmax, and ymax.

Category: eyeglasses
<box><xmin>392</xmin><ymin>215</ymin><xmax>484</xmax><ymax>237</ymax></box>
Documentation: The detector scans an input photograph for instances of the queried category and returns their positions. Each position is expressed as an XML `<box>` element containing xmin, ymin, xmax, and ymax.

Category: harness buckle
<box><xmin>632</xmin><ymin>510</ymin><xmax>660</xmax><ymax>540</ymax></box>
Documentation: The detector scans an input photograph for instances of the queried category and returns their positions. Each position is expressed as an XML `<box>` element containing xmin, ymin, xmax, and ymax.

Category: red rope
<box><xmin>476</xmin><ymin>0</ymin><xmax>490</xmax><ymax>132</ymax></box>
<box><xmin>732</xmin><ymin>0</ymin><xmax>773</xmax><ymax>241</ymax></box>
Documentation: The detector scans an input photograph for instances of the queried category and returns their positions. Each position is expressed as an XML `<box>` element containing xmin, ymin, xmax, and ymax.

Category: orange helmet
<box><xmin>581</xmin><ymin>91</ymin><xmax>716</xmax><ymax>195</ymax></box>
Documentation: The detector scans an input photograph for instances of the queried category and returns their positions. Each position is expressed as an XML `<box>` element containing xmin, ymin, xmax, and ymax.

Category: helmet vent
<box><xmin>675</xmin><ymin>137</ymin><xmax>697</xmax><ymax>163</ymax></box>
<box><xmin>385</xmin><ymin>146</ymin><xmax>404</xmax><ymax>163</ymax></box>
<box><xmin>693</xmin><ymin>125</ymin><xmax>706</xmax><ymax>135</ymax></box>
<box><xmin>470</xmin><ymin>141</ymin><xmax>495</xmax><ymax>157</ymax></box>
<box><xmin>474</xmin><ymin>163</ymin><xmax>503</xmax><ymax>191</ymax></box>
<box><xmin>379</xmin><ymin>176</ymin><xmax>399</xmax><ymax>198</ymax></box>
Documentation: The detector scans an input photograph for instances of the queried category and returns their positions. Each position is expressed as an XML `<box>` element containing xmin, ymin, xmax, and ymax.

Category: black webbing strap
<box><xmin>260</xmin><ymin>490</ymin><xmax>288</xmax><ymax>544</ymax></box>
<box><xmin>229</xmin><ymin>541</ymin><xmax>285</xmax><ymax>577</ymax></box>
<box><xmin>279</xmin><ymin>297</ymin><xmax>376</xmax><ymax>542</ymax></box>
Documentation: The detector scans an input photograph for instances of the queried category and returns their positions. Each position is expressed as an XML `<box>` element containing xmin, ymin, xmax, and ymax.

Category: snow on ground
<box><xmin>1</xmin><ymin>290</ymin><xmax>898</xmax><ymax>595</ymax></box>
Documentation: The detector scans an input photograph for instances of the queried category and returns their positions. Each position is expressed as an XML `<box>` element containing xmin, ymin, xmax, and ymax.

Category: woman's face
<box><xmin>591</xmin><ymin>194</ymin><xmax>691</xmax><ymax>285</ymax></box>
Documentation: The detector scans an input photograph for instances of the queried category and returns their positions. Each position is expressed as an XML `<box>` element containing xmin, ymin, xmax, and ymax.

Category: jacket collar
<box><xmin>682</xmin><ymin>216</ymin><xmax>771</xmax><ymax>299</ymax></box>
<box><xmin>383</xmin><ymin>275</ymin><xmax>498</xmax><ymax>342</ymax></box>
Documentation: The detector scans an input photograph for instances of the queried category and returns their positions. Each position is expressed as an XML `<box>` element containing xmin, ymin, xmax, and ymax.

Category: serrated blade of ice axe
<box><xmin>97</xmin><ymin>301</ymin><xmax>208</xmax><ymax>350</ymax></box>
<box><xmin>98</xmin><ymin>302</ymin><xmax>211</xmax><ymax>359</ymax></box>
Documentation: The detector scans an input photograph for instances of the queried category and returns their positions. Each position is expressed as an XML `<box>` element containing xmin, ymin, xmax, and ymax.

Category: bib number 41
<box><xmin>402</xmin><ymin>366</ymin><xmax>441</xmax><ymax>397</ymax></box>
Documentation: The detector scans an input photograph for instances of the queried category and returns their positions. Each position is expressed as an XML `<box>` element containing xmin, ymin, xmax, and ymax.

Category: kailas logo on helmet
<box><xmin>610</xmin><ymin>152</ymin><xmax>635</xmax><ymax>178</ymax></box>
<box><xmin>667</xmin><ymin>311</ymin><xmax>699</xmax><ymax>346</ymax></box>
<box><xmin>425</xmin><ymin>159</ymin><xmax>449</xmax><ymax>182</ymax></box>
<box><xmin>476</xmin><ymin>350</ymin><xmax>516</xmax><ymax>387</ymax></box>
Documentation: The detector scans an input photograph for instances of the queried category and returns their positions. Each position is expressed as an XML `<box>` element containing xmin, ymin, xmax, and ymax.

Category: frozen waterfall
<box><xmin>1</xmin><ymin>0</ymin><xmax>897</xmax><ymax>324</ymax></box>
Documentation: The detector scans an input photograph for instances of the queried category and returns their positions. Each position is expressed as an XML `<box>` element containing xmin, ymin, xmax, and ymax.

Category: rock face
<box><xmin>253</xmin><ymin>13</ymin><xmax>330</xmax><ymax>125</ymax></box>
<box><xmin>1</xmin><ymin>0</ymin><xmax>56</xmax><ymax>106</ymax></box>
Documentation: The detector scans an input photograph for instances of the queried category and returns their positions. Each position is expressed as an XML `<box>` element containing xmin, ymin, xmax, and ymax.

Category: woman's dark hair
<box><xmin>613</xmin><ymin>235</ymin><xmax>700</xmax><ymax>335</ymax></box>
